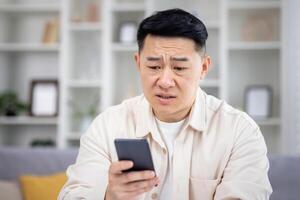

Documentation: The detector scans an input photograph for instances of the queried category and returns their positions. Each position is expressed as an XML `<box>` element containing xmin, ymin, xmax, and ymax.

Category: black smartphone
<box><xmin>114</xmin><ymin>138</ymin><xmax>155</xmax><ymax>172</ymax></box>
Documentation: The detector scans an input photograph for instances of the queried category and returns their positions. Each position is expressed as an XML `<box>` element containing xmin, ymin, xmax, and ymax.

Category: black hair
<box><xmin>137</xmin><ymin>8</ymin><xmax>208</xmax><ymax>52</ymax></box>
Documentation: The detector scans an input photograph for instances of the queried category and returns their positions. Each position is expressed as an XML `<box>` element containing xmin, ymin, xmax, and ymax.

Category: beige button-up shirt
<box><xmin>59</xmin><ymin>88</ymin><xmax>272</xmax><ymax>200</ymax></box>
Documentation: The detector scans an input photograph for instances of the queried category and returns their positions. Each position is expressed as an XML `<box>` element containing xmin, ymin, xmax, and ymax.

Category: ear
<box><xmin>200</xmin><ymin>55</ymin><xmax>211</xmax><ymax>80</ymax></box>
<box><xmin>134</xmin><ymin>52</ymin><xmax>141</xmax><ymax>71</ymax></box>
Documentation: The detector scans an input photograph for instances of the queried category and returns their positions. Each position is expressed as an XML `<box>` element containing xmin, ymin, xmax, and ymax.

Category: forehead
<box><xmin>141</xmin><ymin>35</ymin><xmax>197</xmax><ymax>56</ymax></box>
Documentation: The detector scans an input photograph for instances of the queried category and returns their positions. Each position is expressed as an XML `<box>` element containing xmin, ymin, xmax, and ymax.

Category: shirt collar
<box><xmin>188</xmin><ymin>88</ymin><xmax>207</xmax><ymax>132</ymax></box>
<box><xmin>135</xmin><ymin>87</ymin><xmax>207</xmax><ymax>138</ymax></box>
<box><xmin>135</xmin><ymin>96</ymin><xmax>154</xmax><ymax>138</ymax></box>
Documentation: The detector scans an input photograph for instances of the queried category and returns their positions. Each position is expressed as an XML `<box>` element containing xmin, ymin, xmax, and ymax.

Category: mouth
<box><xmin>155</xmin><ymin>94</ymin><xmax>176</xmax><ymax>105</ymax></box>
<box><xmin>156</xmin><ymin>94</ymin><xmax>176</xmax><ymax>99</ymax></box>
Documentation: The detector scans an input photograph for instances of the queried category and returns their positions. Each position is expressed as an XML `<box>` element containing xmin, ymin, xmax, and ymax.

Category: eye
<box><xmin>147</xmin><ymin>66</ymin><xmax>161</xmax><ymax>70</ymax></box>
<box><xmin>173</xmin><ymin>66</ymin><xmax>186</xmax><ymax>71</ymax></box>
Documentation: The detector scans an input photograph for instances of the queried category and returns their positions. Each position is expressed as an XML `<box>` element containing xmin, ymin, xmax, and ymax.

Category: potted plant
<box><xmin>0</xmin><ymin>92</ymin><xmax>27</xmax><ymax>116</ymax></box>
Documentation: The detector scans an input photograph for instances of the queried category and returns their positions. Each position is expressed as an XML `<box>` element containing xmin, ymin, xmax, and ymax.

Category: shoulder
<box><xmin>205</xmin><ymin>93</ymin><xmax>259</xmax><ymax>134</ymax></box>
<box><xmin>82</xmin><ymin>95</ymin><xmax>146</xmax><ymax>143</ymax></box>
<box><xmin>91</xmin><ymin>94</ymin><xmax>145</xmax><ymax>129</ymax></box>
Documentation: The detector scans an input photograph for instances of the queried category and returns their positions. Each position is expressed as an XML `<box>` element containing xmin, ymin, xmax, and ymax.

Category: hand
<box><xmin>105</xmin><ymin>161</ymin><xmax>159</xmax><ymax>200</ymax></box>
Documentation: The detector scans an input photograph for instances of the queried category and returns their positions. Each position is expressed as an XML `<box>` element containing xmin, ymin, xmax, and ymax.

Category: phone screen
<box><xmin>114</xmin><ymin>138</ymin><xmax>155</xmax><ymax>172</ymax></box>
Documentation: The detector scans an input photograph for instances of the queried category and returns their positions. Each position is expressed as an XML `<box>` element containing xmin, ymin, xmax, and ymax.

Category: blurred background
<box><xmin>0</xmin><ymin>0</ymin><xmax>299</xmax><ymax>156</ymax></box>
<box><xmin>1</xmin><ymin>1</ymin><xmax>300</xmax><ymax>199</ymax></box>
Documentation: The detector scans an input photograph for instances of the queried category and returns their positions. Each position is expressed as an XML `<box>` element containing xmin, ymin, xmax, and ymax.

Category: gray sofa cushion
<box><xmin>1</xmin><ymin>148</ymin><xmax>300</xmax><ymax>199</ymax></box>
<box><xmin>269</xmin><ymin>155</ymin><xmax>300</xmax><ymax>200</ymax></box>
<box><xmin>0</xmin><ymin>148</ymin><xmax>78</xmax><ymax>180</ymax></box>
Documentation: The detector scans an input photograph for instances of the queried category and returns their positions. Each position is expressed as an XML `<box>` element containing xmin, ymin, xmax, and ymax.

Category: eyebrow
<box><xmin>171</xmin><ymin>57</ymin><xmax>189</xmax><ymax>62</ymax></box>
<box><xmin>146</xmin><ymin>56</ymin><xmax>189</xmax><ymax>62</ymax></box>
<box><xmin>146</xmin><ymin>57</ymin><xmax>162</xmax><ymax>61</ymax></box>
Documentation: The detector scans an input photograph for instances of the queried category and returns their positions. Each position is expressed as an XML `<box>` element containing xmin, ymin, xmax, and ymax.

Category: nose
<box><xmin>157</xmin><ymin>68</ymin><xmax>175</xmax><ymax>89</ymax></box>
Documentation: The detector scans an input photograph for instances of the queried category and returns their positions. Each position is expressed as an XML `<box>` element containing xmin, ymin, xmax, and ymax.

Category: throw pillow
<box><xmin>19</xmin><ymin>172</ymin><xmax>67</xmax><ymax>200</ymax></box>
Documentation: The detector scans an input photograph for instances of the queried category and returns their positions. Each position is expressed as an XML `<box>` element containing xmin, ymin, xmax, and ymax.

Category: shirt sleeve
<box><xmin>214</xmin><ymin>117</ymin><xmax>273</xmax><ymax>200</ymax></box>
<box><xmin>58</xmin><ymin>114</ymin><xmax>111</xmax><ymax>200</ymax></box>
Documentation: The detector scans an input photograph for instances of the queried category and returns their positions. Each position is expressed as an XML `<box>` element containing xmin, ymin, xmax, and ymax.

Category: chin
<box><xmin>155</xmin><ymin>106</ymin><xmax>176</xmax><ymax>115</ymax></box>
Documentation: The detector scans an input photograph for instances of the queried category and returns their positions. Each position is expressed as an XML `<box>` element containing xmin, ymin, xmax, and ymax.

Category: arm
<box><xmin>214</xmin><ymin>124</ymin><xmax>273</xmax><ymax>199</ymax></box>
<box><xmin>58</xmin><ymin>114</ymin><xmax>159</xmax><ymax>200</ymax></box>
<box><xmin>58</xmin><ymin>115</ymin><xmax>111</xmax><ymax>200</ymax></box>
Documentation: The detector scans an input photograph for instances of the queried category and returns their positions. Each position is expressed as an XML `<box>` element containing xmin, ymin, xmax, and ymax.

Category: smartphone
<box><xmin>114</xmin><ymin>138</ymin><xmax>155</xmax><ymax>172</ymax></box>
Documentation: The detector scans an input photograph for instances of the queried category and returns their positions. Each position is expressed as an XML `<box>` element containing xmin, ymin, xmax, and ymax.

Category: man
<box><xmin>59</xmin><ymin>9</ymin><xmax>272</xmax><ymax>200</ymax></box>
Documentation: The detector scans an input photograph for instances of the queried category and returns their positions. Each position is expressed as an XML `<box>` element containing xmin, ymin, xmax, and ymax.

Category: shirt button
<box><xmin>163</xmin><ymin>149</ymin><xmax>167</xmax><ymax>154</ymax></box>
<box><xmin>151</xmin><ymin>193</ymin><xmax>158</xmax><ymax>199</ymax></box>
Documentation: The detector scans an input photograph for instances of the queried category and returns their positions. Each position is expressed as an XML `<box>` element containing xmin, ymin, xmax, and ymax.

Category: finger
<box><xmin>124</xmin><ymin>177</ymin><xmax>159</xmax><ymax>192</ymax></box>
<box><xmin>126</xmin><ymin>185</ymin><xmax>155</xmax><ymax>198</ymax></box>
<box><xmin>121</xmin><ymin>170</ymin><xmax>156</xmax><ymax>183</ymax></box>
<box><xmin>109</xmin><ymin>161</ymin><xmax>133</xmax><ymax>174</ymax></box>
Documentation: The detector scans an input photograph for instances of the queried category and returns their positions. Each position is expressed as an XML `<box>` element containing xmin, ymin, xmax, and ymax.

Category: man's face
<box><xmin>135</xmin><ymin>35</ymin><xmax>211</xmax><ymax>122</ymax></box>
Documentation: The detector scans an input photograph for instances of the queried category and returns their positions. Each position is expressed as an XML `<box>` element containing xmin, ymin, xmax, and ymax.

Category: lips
<box><xmin>156</xmin><ymin>94</ymin><xmax>176</xmax><ymax>99</ymax></box>
<box><xmin>155</xmin><ymin>93</ymin><xmax>176</xmax><ymax>105</ymax></box>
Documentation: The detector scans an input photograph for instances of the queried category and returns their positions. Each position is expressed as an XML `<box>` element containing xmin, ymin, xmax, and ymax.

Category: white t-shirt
<box><xmin>155</xmin><ymin>118</ymin><xmax>186</xmax><ymax>200</ymax></box>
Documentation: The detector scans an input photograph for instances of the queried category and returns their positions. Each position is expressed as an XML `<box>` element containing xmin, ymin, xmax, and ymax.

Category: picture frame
<box><xmin>244</xmin><ymin>85</ymin><xmax>272</xmax><ymax>119</ymax></box>
<box><xmin>119</xmin><ymin>21</ymin><xmax>137</xmax><ymax>43</ymax></box>
<box><xmin>29</xmin><ymin>80</ymin><xmax>59</xmax><ymax>117</ymax></box>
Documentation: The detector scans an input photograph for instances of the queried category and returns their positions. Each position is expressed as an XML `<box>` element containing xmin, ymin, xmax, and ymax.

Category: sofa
<box><xmin>268</xmin><ymin>155</ymin><xmax>300</xmax><ymax>200</ymax></box>
<box><xmin>0</xmin><ymin>147</ymin><xmax>299</xmax><ymax>200</ymax></box>
<box><xmin>0</xmin><ymin>147</ymin><xmax>78</xmax><ymax>200</ymax></box>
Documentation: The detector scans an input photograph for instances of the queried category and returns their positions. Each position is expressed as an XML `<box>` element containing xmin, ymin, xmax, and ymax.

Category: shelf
<box><xmin>0</xmin><ymin>116</ymin><xmax>58</xmax><ymax>125</ymax></box>
<box><xmin>228</xmin><ymin>42</ymin><xmax>281</xmax><ymax>50</ymax></box>
<box><xmin>200</xmin><ymin>79</ymin><xmax>220</xmax><ymax>87</ymax></box>
<box><xmin>70</xmin><ymin>22</ymin><xmax>103</xmax><ymax>32</ymax></box>
<box><xmin>0</xmin><ymin>0</ymin><xmax>282</xmax><ymax>151</ymax></box>
<box><xmin>111</xmin><ymin>2</ymin><xmax>146</xmax><ymax>12</ymax></box>
<box><xmin>112</xmin><ymin>43</ymin><xmax>138</xmax><ymax>52</ymax></box>
<box><xmin>0</xmin><ymin>43</ymin><xmax>60</xmax><ymax>52</ymax></box>
<box><xmin>0</xmin><ymin>4</ymin><xmax>60</xmax><ymax>13</ymax></box>
<box><xmin>67</xmin><ymin>80</ymin><xmax>102</xmax><ymax>88</ymax></box>
<box><xmin>255</xmin><ymin>118</ymin><xmax>281</xmax><ymax>126</ymax></box>
<box><xmin>228</xmin><ymin>0</ymin><xmax>280</xmax><ymax>10</ymax></box>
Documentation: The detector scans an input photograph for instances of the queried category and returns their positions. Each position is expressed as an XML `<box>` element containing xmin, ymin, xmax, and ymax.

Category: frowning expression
<box><xmin>135</xmin><ymin>35</ymin><xmax>211</xmax><ymax>122</ymax></box>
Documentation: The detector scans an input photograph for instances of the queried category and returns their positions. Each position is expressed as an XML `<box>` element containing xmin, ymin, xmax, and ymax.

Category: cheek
<box><xmin>190</xmin><ymin>70</ymin><xmax>201</xmax><ymax>84</ymax></box>
<box><xmin>180</xmin><ymin>74</ymin><xmax>199</xmax><ymax>86</ymax></box>
<box><xmin>141</xmin><ymin>73</ymin><xmax>157</xmax><ymax>88</ymax></box>
<box><xmin>144</xmin><ymin>72</ymin><xmax>158</xmax><ymax>82</ymax></box>
<box><xmin>178</xmin><ymin>77</ymin><xmax>199</xmax><ymax>96</ymax></box>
